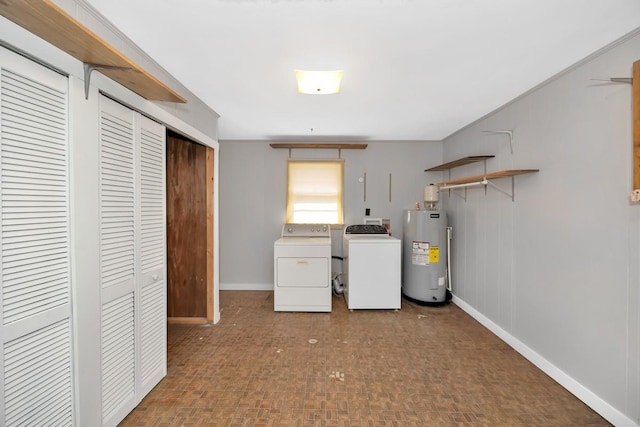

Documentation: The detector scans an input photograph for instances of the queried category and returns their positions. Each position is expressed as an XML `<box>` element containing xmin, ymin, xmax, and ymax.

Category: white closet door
<box><xmin>99</xmin><ymin>96</ymin><xmax>136</xmax><ymax>427</ymax></box>
<box><xmin>0</xmin><ymin>50</ymin><xmax>73</xmax><ymax>425</ymax></box>
<box><xmin>100</xmin><ymin>96</ymin><xmax>167</xmax><ymax>426</ymax></box>
<box><xmin>135</xmin><ymin>115</ymin><xmax>166</xmax><ymax>398</ymax></box>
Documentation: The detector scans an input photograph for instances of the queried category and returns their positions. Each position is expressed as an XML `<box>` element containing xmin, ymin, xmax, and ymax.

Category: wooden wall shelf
<box><xmin>425</xmin><ymin>155</ymin><xmax>494</xmax><ymax>172</ymax></box>
<box><xmin>0</xmin><ymin>0</ymin><xmax>186</xmax><ymax>103</ymax></box>
<box><xmin>438</xmin><ymin>169</ymin><xmax>539</xmax><ymax>201</ymax></box>
<box><xmin>426</xmin><ymin>154</ymin><xmax>537</xmax><ymax>201</ymax></box>
<box><xmin>270</xmin><ymin>143</ymin><xmax>368</xmax><ymax>149</ymax></box>
<box><xmin>437</xmin><ymin>169</ymin><xmax>539</xmax><ymax>187</ymax></box>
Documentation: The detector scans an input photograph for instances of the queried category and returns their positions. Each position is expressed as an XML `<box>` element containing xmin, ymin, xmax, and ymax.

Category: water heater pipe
<box><xmin>439</xmin><ymin>179</ymin><xmax>488</xmax><ymax>190</ymax></box>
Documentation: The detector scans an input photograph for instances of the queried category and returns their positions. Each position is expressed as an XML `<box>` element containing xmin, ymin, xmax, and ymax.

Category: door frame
<box><xmin>165</xmin><ymin>132</ymin><xmax>216</xmax><ymax>324</ymax></box>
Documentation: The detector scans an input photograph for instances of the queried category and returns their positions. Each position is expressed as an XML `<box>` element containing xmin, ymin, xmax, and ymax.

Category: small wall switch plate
<box><xmin>631</xmin><ymin>189</ymin><xmax>640</xmax><ymax>203</ymax></box>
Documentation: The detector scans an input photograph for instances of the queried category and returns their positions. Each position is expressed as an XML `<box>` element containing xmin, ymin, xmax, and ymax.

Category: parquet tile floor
<box><xmin>119</xmin><ymin>291</ymin><xmax>610</xmax><ymax>426</ymax></box>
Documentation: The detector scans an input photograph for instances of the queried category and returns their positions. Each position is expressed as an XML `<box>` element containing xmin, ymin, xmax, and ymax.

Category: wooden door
<box><xmin>166</xmin><ymin>132</ymin><xmax>213</xmax><ymax>323</ymax></box>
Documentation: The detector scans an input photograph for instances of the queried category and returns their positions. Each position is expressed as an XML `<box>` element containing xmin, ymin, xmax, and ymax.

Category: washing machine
<box><xmin>274</xmin><ymin>223</ymin><xmax>332</xmax><ymax>312</ymax></box>
<box><xmin>342</xmin><ymin>224</ymin><xmax>401</xmax><ymax>309</ymax></box>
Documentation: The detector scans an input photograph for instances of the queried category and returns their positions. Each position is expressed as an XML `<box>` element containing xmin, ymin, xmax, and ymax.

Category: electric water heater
<box><xmin>402</xmin><ymin>185</ymin><xmax>448</xmax><ymax>304</ymax></box>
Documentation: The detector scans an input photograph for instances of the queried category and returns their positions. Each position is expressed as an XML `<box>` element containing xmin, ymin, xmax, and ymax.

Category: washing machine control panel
<box><xmin>344</xmin><ymin>224</ymin><xmax>388</xmax><ymax>234</ymax></box>
<box><xmin>281</xmin><ymin>223</ymin><xmax>330</xmax><ymax>237</ymax></box>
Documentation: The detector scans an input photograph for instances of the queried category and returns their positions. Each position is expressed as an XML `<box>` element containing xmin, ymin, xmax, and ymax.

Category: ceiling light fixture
<box><xmin>295</xmin><ymin>69</ymin><xmax>343</xmax><ymax>94</ymax></box>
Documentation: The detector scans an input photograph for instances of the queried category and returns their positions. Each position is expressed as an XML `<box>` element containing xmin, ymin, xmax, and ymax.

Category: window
<box><xmin>286</xmin><ymin>159</ymin><xmax>344</xmax><ymax>224</ymax></box>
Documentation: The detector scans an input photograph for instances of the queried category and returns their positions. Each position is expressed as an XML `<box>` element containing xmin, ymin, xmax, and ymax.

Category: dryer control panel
<box><xmin>281</xmin><ymin>223</ymin><xmax>330</xmax><ymax>237</ymax></box>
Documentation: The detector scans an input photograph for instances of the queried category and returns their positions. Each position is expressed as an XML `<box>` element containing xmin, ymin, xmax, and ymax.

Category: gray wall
<box><xmin>219</xmin><ymin>140</ymin><xmax>442</xmax><ymax>289</ymax></box>
<box><xmin>442</xmin><ymin>31</ymin><xmax>640</xmax><ymax>425</ymax></box>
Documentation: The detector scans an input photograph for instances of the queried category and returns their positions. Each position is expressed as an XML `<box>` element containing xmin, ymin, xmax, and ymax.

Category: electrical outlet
<box><xmin>631</xmin><ymin>189</ymin><xmax>640</xmax><ymax>203</ymax></box>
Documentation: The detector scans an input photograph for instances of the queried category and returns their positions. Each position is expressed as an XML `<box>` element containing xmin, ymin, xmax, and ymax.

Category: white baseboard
<box><xmin>220</xmin><ymin>283</ymin><xmax>273</xmax><ymax>291</ymax></box>
<box><xmin>452</xmin><ymin>295</ymin><xmax>638</xmax><ymax>427</ymax></box>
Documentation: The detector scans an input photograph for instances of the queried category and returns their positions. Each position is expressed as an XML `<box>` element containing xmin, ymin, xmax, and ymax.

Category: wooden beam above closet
<box><xmin>0</xmin><ymin>0</ymin><xmax>187</xmax><ymax>103</ymax></box>
<box><xmin>270</xmin><ymin>143</ymin><xmax>368</xmax><ymax>149</ymax></box>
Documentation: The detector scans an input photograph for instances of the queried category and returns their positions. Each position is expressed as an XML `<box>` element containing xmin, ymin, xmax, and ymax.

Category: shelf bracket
<box><xmin>447</xmin><ymin>187</ymin><xmax>468</xmax><ymax>201</ymax></box>
<box><xmin>589</xmin><ymin>77</ymin><xmax>632</xmax><ymax>84</ymax></box>
<box><xmin>486</xmin><ymin>177</ymin><xmax>515</xmax><ymax>201</ymax></box>
<box><xmin>483</xmin><ymin>130</ymin><xmax>514</xmax><ymax>154</ymax></box>
<box><xmin>83</xmin><ymin>63</ymin><xmax>131</xmax><ymax>100</ymax></box>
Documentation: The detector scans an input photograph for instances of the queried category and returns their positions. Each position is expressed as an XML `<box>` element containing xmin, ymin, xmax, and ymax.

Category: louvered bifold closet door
<box><xmin>0</xmin><ymin>50</ymin><xmax>73</xmax><ymax>425</ymax></box>
<box><xmin>135</xmin><ymin>115</ymin><xmax>166</xmax><ymax>399</ymax></box>
<box><xmin>99</xmin><ymin>96</ymin><xmax>136</xmax><ymax>427</ymax></box>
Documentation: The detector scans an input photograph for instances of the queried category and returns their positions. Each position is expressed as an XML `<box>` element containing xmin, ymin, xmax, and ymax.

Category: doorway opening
<box><xmin>166</xmin><ymin>130</ymin><xmax>215</xmax><ymax>324</ymax></box>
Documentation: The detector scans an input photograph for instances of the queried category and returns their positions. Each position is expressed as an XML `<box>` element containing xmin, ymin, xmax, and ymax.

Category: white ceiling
<box><xmin>88</xmin><ymin>0</ymin><xmax>640</xmax><ymax>142</ymax></box>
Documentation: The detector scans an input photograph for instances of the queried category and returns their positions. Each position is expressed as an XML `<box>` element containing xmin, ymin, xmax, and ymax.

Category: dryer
<box><xmin>342</xmin><ymin>224</ymin><xmax>401</xmax><ymax>309</ymax></box>
<box><xmin>274</xmin><ymin>223</ymin><xmax>332</xmax><ymax>312</ymax></box>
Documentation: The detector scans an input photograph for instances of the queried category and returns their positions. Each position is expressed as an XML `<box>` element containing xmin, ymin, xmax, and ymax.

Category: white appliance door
<box><xmin>276</xmin><ymin>258</ymin><xmax>330</xmax><ymax>287</ymax></box>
